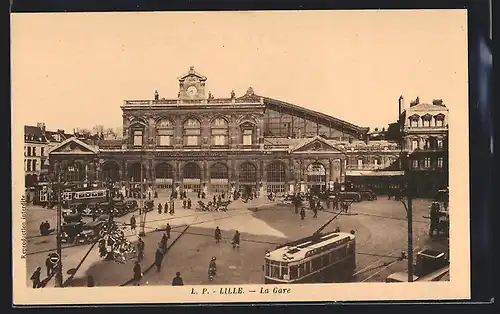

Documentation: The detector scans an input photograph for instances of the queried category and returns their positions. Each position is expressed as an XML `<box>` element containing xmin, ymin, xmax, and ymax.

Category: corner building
<box><xmin>49</xmin><ymin>67</ymin><xmax>403</xmax><ymax>196</ymax></box>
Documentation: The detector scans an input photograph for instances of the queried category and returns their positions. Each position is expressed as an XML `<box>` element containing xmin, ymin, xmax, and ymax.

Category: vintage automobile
<box><xmin>336</xmin><ymin>191</ymin><xmax>362</xmax><ymax>202</ymax></box>
<box><xmin>359</xmin><ymin>190</ymin><xmax>377</xmax><ymax>201</ymax></box>
<box><xmin>60</xmin><ymin>221</ymin><xmax>84</xmax><ymax>244</ymax></box>
<box><xmin>63</xmin><ymin>213</ymin><xmax>82</xmax><ymax>223</ymax></box>
<box><xmin>111</xmin><ymin>202</ymin><xmax>128</xmax><ymax>217</ymax></box>
<box><xmin>75</xmin><ymin>221</ymin><xmax>105</xmax><ymax>244</ymax></box>
<box><xmin>125</xmin><ymin>200</ymin><xmax>138</xmax><ymax>212</ymax></box>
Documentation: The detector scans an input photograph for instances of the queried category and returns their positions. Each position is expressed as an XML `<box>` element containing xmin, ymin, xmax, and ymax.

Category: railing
<box><xmin>345</xmin><ymin>164</ymin><xmax>389</xmax><ymax>170</ymax></box>
<box><xmin>404</xmin><ymin>126</ymin><xmax>448</xmax><ymax>132</ymax></box>
<box><xmin>123</xmin><ymin>97</ymin><xmax>262</xmax><ymax>106</ymax></box>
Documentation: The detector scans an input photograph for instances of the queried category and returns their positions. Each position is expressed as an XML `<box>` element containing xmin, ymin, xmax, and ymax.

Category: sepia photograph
<box><xmin>11</xmin><ymin>10</ymin><xmax>470</xmax><ymax>304</ymax></box>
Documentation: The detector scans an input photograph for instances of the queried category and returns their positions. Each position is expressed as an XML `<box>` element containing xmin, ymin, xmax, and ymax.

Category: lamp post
<box><xmin>139</xmin><ymin>155</ymin><xmax>146</xmax><ymax>237</ymax></box>
<box><xmin>53</xmin><ymin>162</ymin><xmax>64</xmax><ymax>287</ymax></box>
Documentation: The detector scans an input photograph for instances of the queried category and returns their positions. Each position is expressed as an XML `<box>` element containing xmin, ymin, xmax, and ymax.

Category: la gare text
<box><xmin>191</xmin><ymin>287</ymin><xmax>292</xmax><ymax>295</ymax></box>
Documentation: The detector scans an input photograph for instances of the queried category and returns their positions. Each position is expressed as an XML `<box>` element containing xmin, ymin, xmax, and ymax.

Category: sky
<box><xmin>11</xmin><ymin>10</ymin><xmax>468</xmax><ymax>133</ymax></box>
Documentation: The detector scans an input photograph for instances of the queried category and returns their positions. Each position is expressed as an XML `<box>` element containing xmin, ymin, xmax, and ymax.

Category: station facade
<box><xmin>47</xmin><ymin>67</ymin><xmax>409</xmax><ymax>196</ymax></box>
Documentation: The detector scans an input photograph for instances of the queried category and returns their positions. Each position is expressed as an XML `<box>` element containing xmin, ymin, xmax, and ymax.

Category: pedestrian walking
<box><xmin>197</xmin><ymin>191</ymin><xmax>201</xmax><ymax>199</ymax></box>
<box><xmin>45</xmin><ymin>255</ymin><xmax>54</xmax><ymax>277</ymax></box>
<box><xmin>300</xmin><ymin>207</ymin><xmax>306</xmax><ymax>220</ymax></box>
<box><xmin>313</xmin><ymin>206</ymin><xmax>318</xmax><ymax>218</ymax></box>
<box><xmin>130</xmin><ymin>215</ymin><xmax>137</xmax><ymax>234</ymax></box>
<box><xmin>172</xmin><ymin>272</ymin><xmax>184</xmax><ymax>286</ymax></box>
<box><xmin>429</xmin><ymin>202</ymin><xmax>440</xmax><ymax>237</ymax></box>
<box><xmin>30</xmin><ymin>267</ymin><xmax>41</xmax><ymax>288</ymax></box>
<box><xmin>157</xmin><ymin>203</ymin><xmax>163</xmax><ymax>214</ymax></box>
<box><xmin>183</xmin><ymin>199</ymin><xmax>186</xmax><ymax>209</ymax></box>
<box><xmin>165</xmin><ymin>223</ymin><xmax>171</xmax><ymax>239</ymax></box>
<box><xmin>187</xmin><ymin>198</ymin><xmax>192</xmax><ymax>209</ymax></box>
<box><xmin>214</xmin><ymin>226</ymin><xmax>221</xmax><ymax>244</ymax></box>
<box><xmin>133</xmin><ymin>261</ymin><xmax>142</xmax><ymax>286</ymax></box>
<box><xmin>160</xmin><ymin>232</ymin><xmax>168</xmax><ymax>252</ymax></box>
<box><xmin>155</xmin><ymin>247</ymin><xmax>164</xmax><ymax>272</ymax></box>
<box><xmin>232</xmin><ymin>230</ymin><xmax>240</xmax><ymax>249</ymax></box>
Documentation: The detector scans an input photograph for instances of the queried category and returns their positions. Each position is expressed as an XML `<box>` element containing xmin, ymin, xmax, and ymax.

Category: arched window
<box><xmin>130</xmin><ymin>120</ymin><xmax>146</xmax><ymax>147</ymax></box>
<box><xmin>422</xmin><ymin>114</ymin><xmax>432</xmax><ymax>127</ymax></box>
<box><xmin>183</xmin><ymin>118</ymin><xmax>201</xmax><ymax>146</ymax></box>
<box><xmin>266</xmin><ymin>161</ymin><xmax>286</xmax><ymax>194</ymax></box>
<box><xmin>408</xmin><ymin>115</ymin><xmax>420</xmax><ymax>128</ymax></box>
<box><xmin>210</xmin><ymin>163</ymin><xmax>228</xmax><ymax>179</ymax></box>
<box><xmin>210</xmin><ymin>163</ymin><xmax>229</xmax><ymax>193</ymax></box>
<box><xmin>240</xmin><ymin>122</ymin><xmax>255</xmax><ymax>146</ymax></box>
<box><xmin>156</xmin><ymin>163</ymin><xmax>174</xmax><ymax>179</ymax></box>
<box><xmin>183</xmin><ymin>163</ymin><xmax>201</xmax><ymax>179</ymax></box>
<box><xmin>155</xmin><ymin>162</ymin><xmax>174</xmax><ymax>190</ymax></box>
<box><xmin>156</xmin><ymin>119</ymin><xmax>174</xmax><ymax>147</ymax></box>
<box><xmin>267</xmin><ymin>161</ymin><xmax>286</xmax><ymax>183</ymax></box>
<box><xmin>434</xmin><ymin>114</ymin><xmax>445</xmax><ymax>127</ymax></box>
<box><xmin>211</xmin><ymin>118</ymin><xmax>229</xmax><ymax>146</ymax></box>
<box><xmin>239</xmin><ymin>162</ymin><xmax>257</xmax><ymax>183</ymax></box>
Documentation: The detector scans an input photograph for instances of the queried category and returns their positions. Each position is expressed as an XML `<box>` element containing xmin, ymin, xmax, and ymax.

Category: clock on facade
<box><xmin>186</xmin><ymin>85</ymin><xmax>198</xmax><ymax>98</ymax></box>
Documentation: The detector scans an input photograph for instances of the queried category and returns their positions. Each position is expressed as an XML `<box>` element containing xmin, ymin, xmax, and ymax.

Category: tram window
<box><xmin>271</xmin><ymin>265</ymin><xmax>280</xmax><ymax>278</ymax></box>
<box><xmin>304</xmin><ymin>261</ymin><xmax>311</xmax><ymax>274</ymax></box>
<box><xmin>312</xmin><ymin>257</ymin><xmax>321</xmax><ymax>271</ymax></box>
<box><xmin>281</xmin><ymin>265</ymin><xmax>289</xmax><ymax>279</ymax></box>
<box><xmin>347</xmin><ymin>243</ymin><xmax>355</xmax><ymax>255</ymax></box>
<box><xmin>322</xmin><ymin>254</ymin><xmax>329</xmax><ymax>267</ymax></box>
<box><xmin>338</xmin><ymin>247</ymin><xmax>347</xmax><ymax>259</ymax></box>
<box><xmin>265</xmin><ymin>260</ymin><xmax>270</xmax><ymax>277</ymax></box>
<box><xmin>290</xmin><ymin>265</ymin><xmax>298</xmax><ymax>279</ymax></box>
<box><xmin>299</xmin><ymin>263</ymin><xmax>305</xmax><ymax>277</ymax></box>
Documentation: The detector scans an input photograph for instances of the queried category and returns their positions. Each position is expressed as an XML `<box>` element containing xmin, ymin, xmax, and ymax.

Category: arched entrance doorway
<box><xmin>155</xmin><ymin>162</ymin><xmax>174</xmax><ymax>192</ymax></box>
<box><xmin>307</xmin><ymin>162</ymin><xmax>326</xmax><ymax>194</ymax></box>
<box><xmin>239</xmin><ymin>162</ymin><xmax>257</xmax><ymax>197</ymax></box>
<box><xmin>183</xmin><ymin>162</ymin><xmax>201</xmax><ymax>194</ymax></box>
<box><xmin>102</xmin><ymin>161</ymin><xmax>120</xmax><ymax>183</ymax></box>
<box><xmin>128</xmin><ymin>162</ymin><xmax>146</xmax><ymax>183</ymax></box>
<box><xmin>266</xmin><ymin>161</ymin><xmax>286</xmax><ymax>194</ymax></box>
<box><xmin>210</xmin><ymin>162</ymin><xmax>229</xmax><ymax>193</ymax></box>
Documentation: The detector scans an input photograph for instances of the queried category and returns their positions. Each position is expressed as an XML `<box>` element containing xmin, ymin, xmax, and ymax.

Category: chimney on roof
<box><xmin>398</xmin><ymin>95</ymin><xmax>405</xmax><ymax>114</ymax></box>
<box><xmin>432</xmin><ymin>99</ymin><xmax>444</xmax><ymax>106</ymax></box>
<box><xmin>57</xmin><ymin>129</ymin><xmax>64</xmax><ymax>134</ymax></box>
<box><xmin>37</xmin><ymin>122</ymin><xmax>46</xmax><ymax>132</ymax></box>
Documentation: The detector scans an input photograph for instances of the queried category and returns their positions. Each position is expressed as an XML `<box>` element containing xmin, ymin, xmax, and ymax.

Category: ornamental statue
<box><xmin>231</xmin><ymin>90</ymin><xmax>236</xmax><ymax>99</ymax></box>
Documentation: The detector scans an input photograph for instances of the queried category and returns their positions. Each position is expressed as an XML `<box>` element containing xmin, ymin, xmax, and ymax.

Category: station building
<box><xmin>47</xmin><ymin>67</ymin><xmax>409</xmax><ymax>197</ymax></box>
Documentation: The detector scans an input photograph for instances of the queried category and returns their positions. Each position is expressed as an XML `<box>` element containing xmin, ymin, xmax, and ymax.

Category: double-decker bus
<box><xmin>264</xmin><ymin>211</ymin><xmax>356</xmax><ymax>284</ymax></box>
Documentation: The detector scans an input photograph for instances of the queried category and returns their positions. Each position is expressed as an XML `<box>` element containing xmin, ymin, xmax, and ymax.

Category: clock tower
<box><xmin>177</xmin><ymin>66</ymin><xmax>207</xmax><ymax>100</ymax></box>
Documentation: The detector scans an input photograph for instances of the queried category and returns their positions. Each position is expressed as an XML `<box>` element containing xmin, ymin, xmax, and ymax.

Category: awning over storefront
<box><xmin>346</xmin><ymin>170</ymin><xmax>404</xmax><ymax>177</ymax></box>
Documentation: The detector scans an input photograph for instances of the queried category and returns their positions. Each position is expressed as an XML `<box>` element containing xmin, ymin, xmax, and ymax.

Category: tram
<box><xmin>264</xmin><ymin>211</ymin><xmax>356</xmax><ymax>284</ymax></box>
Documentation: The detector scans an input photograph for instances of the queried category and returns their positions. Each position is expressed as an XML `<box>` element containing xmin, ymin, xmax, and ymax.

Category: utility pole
<box><xmin>405</xmin><ymin>153</ymin><xmax>414</xmax><ymax>282</ymax></box>
<box><xmin>55</xmin><ymin>167</ymin><xmax>63</xmax><ymax>287</ymax></box>
<box><xmin>398</xmin><ymin>95</ymin><xmax>413</xmax><ymax>282</ymax></box>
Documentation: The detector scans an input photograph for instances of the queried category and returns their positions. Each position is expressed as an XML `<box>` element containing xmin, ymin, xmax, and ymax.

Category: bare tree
<box><xmin>104</xmin><ymin>128</ymin><xmax>117</xmax><ymax>139</ymax></box>
<box><xmin>92</xmin><ymin>125</ymin><xmax>105</xmax><ymax>135</ymax></box>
